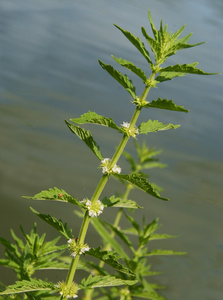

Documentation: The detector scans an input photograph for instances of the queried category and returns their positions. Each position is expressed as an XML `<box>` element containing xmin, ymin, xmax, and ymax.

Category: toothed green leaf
<box><xmin>138</xmin><ymin>120</ymin><xmax>180</xmax><ymax>134</ymax></box>
<box><xmin>145</xmin><ymin>98</ymin><xmax>189</xmax><ymax>112</ymax></box>
<box><xmin>131</xmin><ymin>289</ymin><xmax>166</xmax><ymax>300</ymax></box>
<box><xmin>90</xmin><ymin>218</ymin><xmax>130</xmax><ymax>260</ymax></box>
<box><xmin>98</xmin><ymin>60</ymin><xmax>137</xmax><ymax>100</ymax></box>
<box><xmin>113</xmin><ymin>173</ymin><xmax>168</xmax><ymax>201</ymax></box>
<box><xmin>65</xmin><ymin>120</ymin><xmax>103</xmax><ymax>160</ymax></box>
<box><xmin>87</xmin><ymin>247</ymin><xmax>134</xmax><ymax>276</ymax></box>
<box><xmin>70</xmin><ymin>111</ymin><xmax>122</xmax><ymax>132</ymax></box>
<box><xmin>146</xmin><ymin>249</ymin><xmax>186</xmax><ymax>256</ymax></box>
<box><xmin>30</xmin><ymin>207</ymin><xmax>73</xmax><ymax>239</ymax></box>
<box><xmin>114</xmin><ymin>24</ymin><xmax>152</xmax><ymax>66</ymax></box>
<box><xmin>149</xmin><ymin>234</ymin><xmax>178</xmax><ymax>240</ymax></box>
<box><xmin>0</xmin><ymin>279</ymin><xmax>55</xmax><ymax>295</ymax></box>
<box><xmin>160</xmin><ymin>63</ymin><xmax>218</xmax><ymax>75</ymax></box>
<box><xmin>23</xmin><ymin>187</ymin><xmax>81</xmax><ymax>207</ymax></box>
<box><xmin>79</xmin><ymin>274</ymin><xmax>137</xmax><ymax>289</ymax></box>
<box><xmin>112</xmin><ymin>56</ymin><xmax>147</xmax><ymax>82</ymax></box>
<box><xmin>102</xmin><ymin>195</ymin><xmax>142</xmax><ymax>209</ymax></box>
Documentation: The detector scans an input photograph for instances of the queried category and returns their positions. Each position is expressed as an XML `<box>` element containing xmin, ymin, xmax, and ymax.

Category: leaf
<box><xmin>30</xmin><ymin>207</ymin><xmax>73</xmax><ymax>239</ymax></box>
<box><xmin>79</xmin><ymin>274</ymin><xmax>137</xmax><ymax>289</ymax></box>
<box><xmin>90</xmin><ymin>218</ymin><xmax>130</xmax><ymax>260</ymax></box>
<box><xmin>87</xmin><ymin>248</ymin><xmax>134</xmax><ymax>276</ymax></box>
<box><xmin>160</xmin><ymin>63</ymin><xmax>218</xmax><ymax>75</ymax></box>
<box><xmin>149</xmin><ymin>233</ymin><xmax>178</xmax><ymax>240</ymax></box>
<box><xmin>145</xmin><ymin>249</ymin><xmax>186</xmax><ymax>256</ymax></box>
<box><xmin>131</xmin><ymin>289</ymin><xmax>166</xmax><ymax>300</ymax></box>
<box><xmin>65</xmin><ymin>120</ymin><xmax>103</xmax><ymax>160</ymax></box>
<box><xmin>0</xmin><ymin>237</ymin><xmax>21</xmax><ymax>259</ymax></box>
<box><xmin>70</xmin><ymin>111</ymin><xmax>122</xmax><ymax>133</ymax></box>
<box><xmin>112</xmin><ymin>56</ymin><xmax>147</xmax><ymax>82</ymax></box>
<box><xmin>113</xmin><ymin>173</ymin><xmax>168</xmax><ymax>201</ymax></box>
<box><xmin>23</xmin><ymin>187</ymin><xmax>81</xmax><ymax>207</ymax></box>
<box><xmin>138</xmin><ymin>120</ymin><xmax>180</xmax><ymax>134</ymax></box>
<box><xmin>0</xmin><ymin>279</ymin><xmax>55</xmax><ymax>295</ymax></box>
<box><xmin>103</xmin><ymin>221</ymin><xmax>133</xmax><ymax>249</ymax></box>
<box><xmin>114</xmin><ymin>24</ymin><xmax>152</xmax><ymax>66</ymax></box>
<box><xmin>98</xmin><ymin>60</ymin><xmax>137</xmax><ymax>100</ymax></box>
<box><xmin>156</xmin><ymin>69</ymin><xmax>187</xmax><ymax>82</ymax></box>
<box><xmin>145</xmin><ymin>98</ymin><xmax>189</xmax><ymax>113</ymax></box>
<box><xmin>102</xmin><ymin>196</ymin><xmax>142</xmax><ymax>209</ymax></box>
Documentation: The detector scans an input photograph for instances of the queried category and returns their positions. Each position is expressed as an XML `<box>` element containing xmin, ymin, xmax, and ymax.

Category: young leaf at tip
<box><xmin>114</xmin><ymin>24</ymin><xmax>153</xmax><ymax>66</ymax></box>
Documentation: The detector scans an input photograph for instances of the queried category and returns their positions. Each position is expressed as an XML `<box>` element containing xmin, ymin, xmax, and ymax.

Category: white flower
<box><xmin>121</xmin><ymin>121</ymin><xmax>139</xmax><ymax>138</ymax></box>
<box><xmin>81</xmin><ymin>198</ymin><xmax>104</xmax><ymax>217</ymax></box>
<box><xmin>67</xmin><ymin>238</ymin><xmax>90</xmax><ymax>258</ymax></box>
<box><xmin>102</xmin><ymin>166</ymin><xmax>109</xmax><ymax>174</ymax></box>
<box><xmin>101</xmin><ymin>158</ymin><xmax>110</xmax><ymax>164</ymax></box>
<box><xmin>112</xmin><ymin>165</ymin><xmax>122</xmax><ymax>174</ymax></box>
<box><xmin>121</xmin><ymin>122</ymin><xmax>130</xmax><ymax>129</ymax></box>
<box><xmin>100</xmin><ymin>158</ymin><xmax>122</xmax><ymax>174</ymax></box>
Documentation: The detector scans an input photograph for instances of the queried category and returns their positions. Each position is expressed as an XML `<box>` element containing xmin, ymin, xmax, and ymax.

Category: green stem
<box><xmin>65</xmin><ymin>70</ymin><xmax>156</xmax><ymax>288</ymax></box>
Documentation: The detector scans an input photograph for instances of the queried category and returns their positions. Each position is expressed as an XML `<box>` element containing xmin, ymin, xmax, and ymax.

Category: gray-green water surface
<box><xmin>0</xmin><ymin>1</ymin><xmax>223</xmax><ymax>299</ymax></box>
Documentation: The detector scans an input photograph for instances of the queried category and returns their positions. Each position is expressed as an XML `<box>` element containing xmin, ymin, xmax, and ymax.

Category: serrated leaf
<box><xmin>148</xmin><ymin>10</ymin><xmax>158</xmax><ymax>41</ymax></box>
<box><xmin>141</xmin><ymin>26</ymin><xmax>159</xmax><ymax>58</ymax></box>
<box><xmin>0</xmin><ymin>237</ymin><xmax>21</xmax><ymax>259</ymax></box>
<box><xmin>98</xmin><ymin>60</ymin><xmax>137</xmax><ymax>100</ymax></box>
<box><xmin>138</xmin><ymin>120</ymin><xmax>180</xmax><ymax>134</ymax></box>
<box><xmin>145</xmin><ymin>249</ymin><xmax>186</xmax><ymax>256</ymax></box>
<box><xmin>131</xmin><ymin>289</ymin><xmax>166</xmax><ymax>300</ymax></box>
<box><xmin>113</xmin><ymin>199</ymin><xmax>142</xmax><ymax>209</ymax></box>
<box><xmin>145</xmin><ymin>98</ymin><xmax>189</xmax><ymax>112</ymax></box>
<box><xmin>90</xmin><ymin>218</ymin><xmax>129</xmax><ymax>260</ymax></box>
<box><xmin>113</xmin><ymin>173</ymin><xmax>168</xmax><ymax>201</ymax></box>
<box><xmin>141</xmin><ymin>162</ymin><xmax>167</xmax><ymax>169</ymax></box>
<box><xmin>0</xmin><ymin>279</ymin><xmax>55</xmax><ymax>295</ymax></box>
<box><xmin>23</xmin><ymin>187</ymin><xmax>81</xmax><ymax>207</ymax></box>
<box><xmin>112</xmin><ymin>56</ymin><xmax>147</xmax><ymax>82</ymax></box>
<box><xmin>103</xmin><ymin>221</ymin><xmax>134</xmax><ymax>249</ymax></box>
<box><xmin>102</xmin><ymin>196</ymin><xmax>142</xmax><ymax>209</ymax></box>
<box><xmin>87</xmin><ymin>248</ymin><xmax>134</xmax><ymax>276</ymax></box>
<box><xmin>160</xmin><ymin>63</ymin><xmax>218</xmax><ymax>75</ymax></box>
<box><xmin>30</xmin><ymin>207</ymin><xmax>73</xmax><ymax>239</ymax></box>
<box><xmin>149</xmin><ymin>233</ymin><xmax>178</xmax><ymax>240</ymax></box>
<box><xmin>114</xmin><ymin>24</ymin><xmax>152</xmax><ymax>66</ymax></box>
<box><xmin>70</xmin><ymin>111</ymin><xmax>122</xmax><ymax>133</ymax></box>
<box><xmin>79</xmin><ymin>274</ymin><xmax>137</xmax><ymax>289</ymax></box>
<box><xmin>65</xmin><ymin>120</ymin><xmax>103</xmax><ymax>160</ymax></box>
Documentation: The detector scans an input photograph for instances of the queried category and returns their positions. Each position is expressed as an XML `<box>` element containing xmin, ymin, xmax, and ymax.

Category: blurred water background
<box><xmin>0</xmin><ymin>0</ymin><xmax>222</xmax><ymax>299</ymax></box>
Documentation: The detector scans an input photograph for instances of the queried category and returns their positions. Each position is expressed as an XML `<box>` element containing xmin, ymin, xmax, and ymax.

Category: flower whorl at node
<box><xmin>54</xmin><ymin>281</ymin><xmax>78</xmax><ymax>298</ymax></box>
<box><xmin>121</xmin><ymin>122</ymin><xmax>139</xmax><ymax>138</ymax></box>
<box><xmin>100</xmin><ymin>158</ymin><xmax>122</xmax><ymax>174</ymax></box>
<box><xmin>67</xmin><ymin>238</ymin><xmax>90</xmax><ymax>258</ymax></box>
<box><xmin>81</xmin><ymin>198</ymin><xmax>104</xmax><ymax>217</ymax></box>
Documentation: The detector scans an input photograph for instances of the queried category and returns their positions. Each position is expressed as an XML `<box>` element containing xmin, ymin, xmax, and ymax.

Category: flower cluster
<box><xmin>67</xmin><ymin>238</ymin><xmax>90</xmax><ymax>258</ymax></box>
<box><xmin>121</xmin><ymin>121</ymin><xmax>139</xmax><ymax>138</ymax></box>
<box><xmin>81</xmin><ymin>198</ymin><xmax>104</xmax><ymax>217</ymax></box>
<box><xmin>55</xmin><ymin>281</ymin><xmax>78</xmax><ymax>298</ymax></box>
<box><xmin>100</xmin><ymin>158</ymin><xmax>122</xmax><ymax>174</ymax></box>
